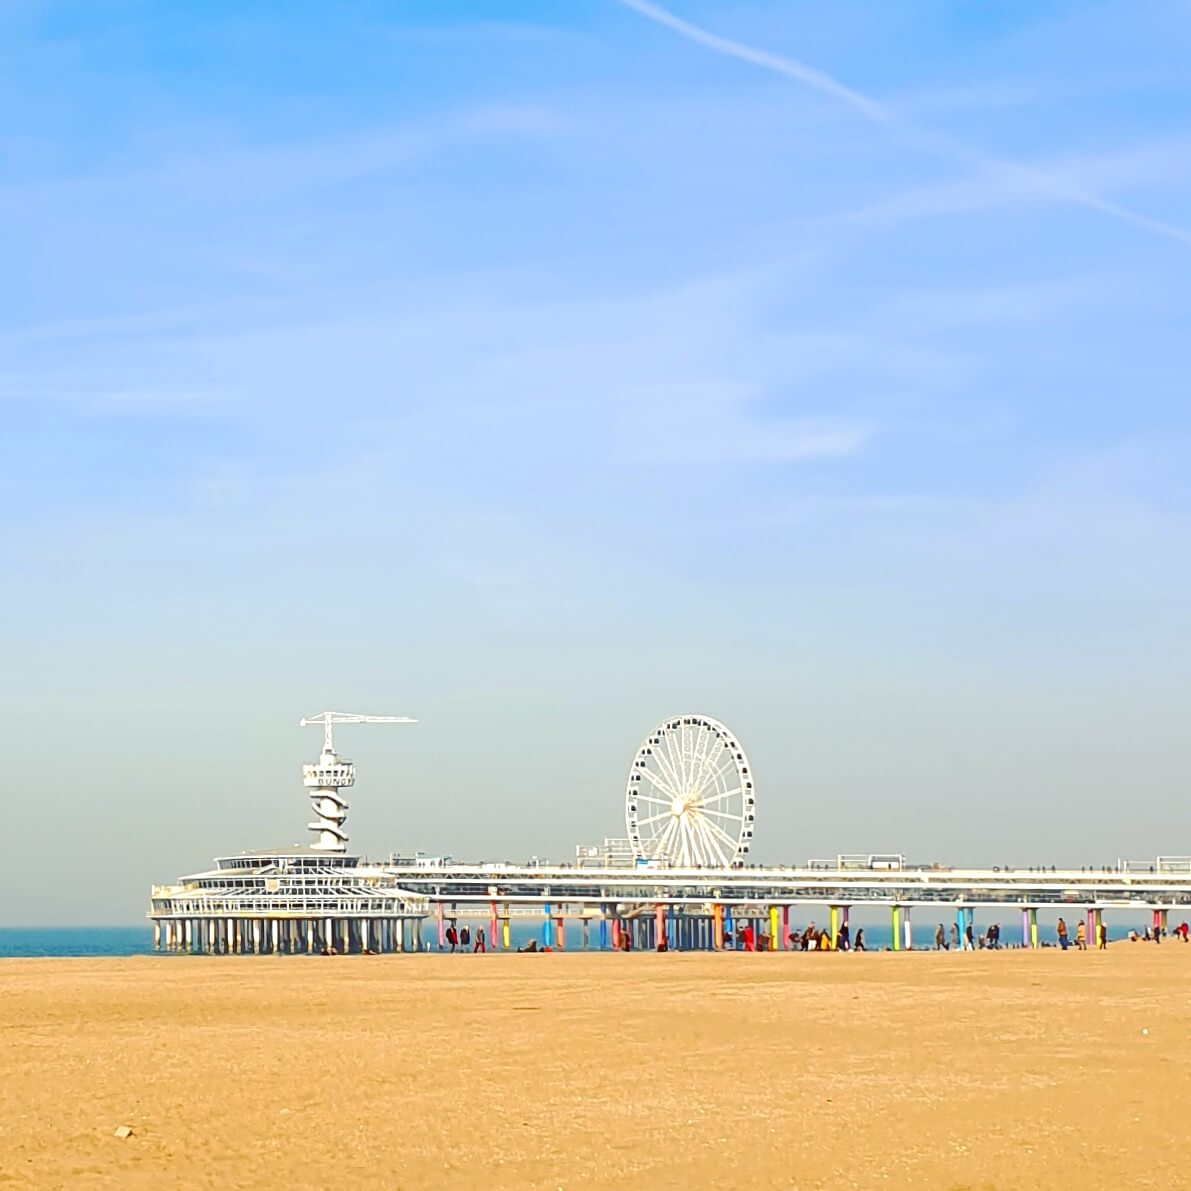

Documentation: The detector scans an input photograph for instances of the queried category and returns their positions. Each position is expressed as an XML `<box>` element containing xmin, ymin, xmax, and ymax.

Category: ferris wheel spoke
<box><xmin>633</xmin><ymin>792</ymin><xmax>672</xmax><ymax>808</ymax></box>
<box><xmin>660</xmin><ymin>731</ymin><xmax>686</xmax><ymax>792</ymax></box>
<box><xmin>639</xmin><ymin>767</ymin><xmax>681</xmax><ymax>799</ymax></box>
<box><xmin>651</xmin><ymin>740</ymin><xmax>685</xmax><ymax>793</ymax></box>
<box><xmin>690</xmin><ymin>815</ymin><xmax>728</xmax><ymax>866</ymax></box>
<box><xmin>689</xmin><ymin>727</ymin><xmax>722</xmax><ymax>793</ymax></box>
<box><xmin>654</xmin><ymin>816</ymin><xmax>680</xmax><ymax>861</ymax></box>
<box><xmin>635</xmin><ymin>809</ymin><xmax>673</xmax><ymax>828</ymax></box>
<box><xmin>696</xmin><ymin>786</ymin><xmax>743</xmax><ymax>807</ymax></box>
<box><xmin>701</xmin><ymin>816</ymin><xmax>740</xmax><ymax>854</ymax></box>
<box><xmin>699</xmin><ymin>807</ymin><xmax>745</xmax><ymax>823</ymax></box>
<box><xmin>692</xmin><ymin>755</ymin><xmax>733</xmax><ymax>798</ymax></box>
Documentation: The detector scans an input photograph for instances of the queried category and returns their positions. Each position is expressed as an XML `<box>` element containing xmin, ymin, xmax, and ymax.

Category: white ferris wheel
<box><xmin>625</xmin><ymin>714</ymin><xmax>755</xmax><ymax>868</ymax></box>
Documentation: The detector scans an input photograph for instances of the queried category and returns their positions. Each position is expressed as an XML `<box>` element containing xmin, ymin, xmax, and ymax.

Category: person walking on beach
<box><xmin>837</xmin><ymin>922</ymin><xmax>851</xmax><ymax>951</ymax></box>
<box><xmin>445</xmin><ymin>924</ymin><xmax>458</xmax><ymax>953</ymax></box>
<box><xmin>1098</xmin><ymin>920</ymin><xmax>1108</xmax><ymax>950</ymax></box>
<box><xmin>1057</xmin><ymin>918</ymin><xmax>1069</xmax><ymax>950</ymax></box>
<box><xmin>963</xmin><ymin>922</ymin><xmax>975</xmax><ymax>951</ymax></box>
<box><xmin>460</xmin><ymin>925</ymin><xmax>470</xmax><ymax>950</ymax></box>
<box><xmin>935</xmin><ymin>924</ymin><xmax>947</xmax><ymax>951</ymax></box>
<box><xmin>474</xmin><ymin>928</ymin><xmax>486</xmax><ymax>954</ymax></box>
<box><xmin>1075</xmin><ymin>920</ymin><xmax>1087</xmax><ymax>950</ymax></box>
<box><xmin>853</xmin><ymin>927</ymin><xmax>866</xmax><ymax>951</ymax></box>
<box><xmin>950</xmin><ymin>923</ymin><xmax>959</xmax><ymax>949</ymax></box>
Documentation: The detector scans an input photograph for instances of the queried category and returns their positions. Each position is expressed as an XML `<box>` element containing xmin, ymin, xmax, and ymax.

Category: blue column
<box><xmin>724</xmin><ymin>906</ymin><xmax>735</xmax><ymax>947</ymax></box>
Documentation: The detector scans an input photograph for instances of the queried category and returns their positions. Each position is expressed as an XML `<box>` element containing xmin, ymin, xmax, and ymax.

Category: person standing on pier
<box><xmin>1057</xmin><ymin>918</ymin><xmax>1069</xmax><ymax>950</ymax></box>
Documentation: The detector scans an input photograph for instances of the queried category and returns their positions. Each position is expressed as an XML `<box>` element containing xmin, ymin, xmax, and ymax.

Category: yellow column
<box><xmin>501</xmin><ymin>908</ymin><xmax>511</xmax><ymax>951</ymax></box>
<box><xmin>830</xmin><ymin>905</ymin><xmax>839</xmax><ymax>948</ymax></box>
<box><xmin>1029</xmin><ymin>908</ymin><xmax>1039</xmax><ymax>949</ymax></box>
<box><xmin>768</xmin><ymin>906</ymin><xmax>779</xmax><ymax>951</ymax></box>
<box><xmin>891</xmin><ymin>905</ymin><xmax>901</xmax><ymax>952</ymax></box>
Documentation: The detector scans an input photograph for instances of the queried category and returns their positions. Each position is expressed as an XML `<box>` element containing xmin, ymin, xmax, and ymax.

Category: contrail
<box><xmin>615</xmin><ymin>0</ymin><xmax>1191</xmax><ymax>248</ymax></box>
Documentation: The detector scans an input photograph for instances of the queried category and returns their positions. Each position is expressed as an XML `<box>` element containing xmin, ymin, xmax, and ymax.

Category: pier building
<box><xmin>149</xmin><ymin>710</ymin><xmax>1191</xmax><ymax>953</ymax></box>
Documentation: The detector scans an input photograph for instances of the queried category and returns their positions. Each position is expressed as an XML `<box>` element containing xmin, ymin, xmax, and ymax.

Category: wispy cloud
<box><xmin>614</xmin><ymin>0</ymin><xmax>1191</xmax><ymax>247</ymax></box>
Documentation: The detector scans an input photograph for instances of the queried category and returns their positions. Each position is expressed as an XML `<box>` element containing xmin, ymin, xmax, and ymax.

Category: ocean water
<box><xmin>0</xmin><ymin>918</ymin><xmax>1160</xmax><ymax>957</ymax></box>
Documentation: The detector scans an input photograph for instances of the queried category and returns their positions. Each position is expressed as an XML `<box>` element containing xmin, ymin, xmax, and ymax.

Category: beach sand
<box><xmin>3</xmin><ymin>948</ymin><xmax>1189</xmax><ymax>1190</ymax></box>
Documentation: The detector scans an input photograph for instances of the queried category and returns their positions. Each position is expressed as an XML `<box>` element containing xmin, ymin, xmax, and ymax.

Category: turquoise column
<box><xmin>542</xmin><ymin>902</ymin><xmax>551</xmax><ymax>947</ymax></box>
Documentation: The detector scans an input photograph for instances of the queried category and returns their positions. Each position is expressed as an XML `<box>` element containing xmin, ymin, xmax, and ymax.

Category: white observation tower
<box><xmin>299</xmin><ymin>711</ymin><xmax>416</xmax><ymax>852</ymax></box>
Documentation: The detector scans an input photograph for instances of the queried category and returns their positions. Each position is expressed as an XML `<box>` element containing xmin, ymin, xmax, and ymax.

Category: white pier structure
<box><xmin>149</xmin><ymin>710</ymin><xmax>1191</xmax><ymax>954</ymax></box>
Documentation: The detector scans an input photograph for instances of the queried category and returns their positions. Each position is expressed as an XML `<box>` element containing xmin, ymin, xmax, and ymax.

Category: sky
<box><xmin>3</xmin><ymin>0</ymin><xmax>1191</xmax><ymax>923</ymax></box>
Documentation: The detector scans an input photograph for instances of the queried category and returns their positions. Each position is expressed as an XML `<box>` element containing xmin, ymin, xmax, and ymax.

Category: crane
<box><xmin>298</xmin><ymin>710</ymin><xmax>416</xmax><ymax>853</ymax></box>
<box><xmin>299</xmin><ymin>710</ymin><xmax>417</xmax><ymax>757</ymax></box>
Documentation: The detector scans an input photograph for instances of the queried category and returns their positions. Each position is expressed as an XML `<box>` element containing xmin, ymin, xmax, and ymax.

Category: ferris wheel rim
<box><xmin>624</xmin><ymin>713</ymin><xmax>755</xmax><ymax>868</ymax></box>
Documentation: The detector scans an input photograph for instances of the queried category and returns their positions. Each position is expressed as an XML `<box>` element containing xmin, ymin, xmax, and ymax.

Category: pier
<box><xmin>148</xmin><ymin>710</ymin><xmax>1191</xmax><ymax>952</ymax></box>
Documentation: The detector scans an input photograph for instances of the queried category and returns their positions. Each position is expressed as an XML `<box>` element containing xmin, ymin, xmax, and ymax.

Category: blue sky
<box><xmin>3</xmin><ymin>1</ymin><xmax>1191</xmax><ymax>921</ymax></box>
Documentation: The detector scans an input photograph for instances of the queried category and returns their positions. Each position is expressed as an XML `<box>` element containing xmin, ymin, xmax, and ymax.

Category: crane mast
<box><xmin>299</xmin><ymin>711</ymin><xmax>416</xmax><ymax>853</ymax></box>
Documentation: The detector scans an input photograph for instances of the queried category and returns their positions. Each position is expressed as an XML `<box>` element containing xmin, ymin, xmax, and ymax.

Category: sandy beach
<box><xmin>3</xmin><ymin>948</ymin><xmax>1189</xmax><ymax>1190</ymax></box>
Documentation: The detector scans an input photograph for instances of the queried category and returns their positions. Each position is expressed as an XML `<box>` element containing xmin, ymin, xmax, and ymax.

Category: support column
<box><xmin>724</xmin><ymin>906</ymin><xmax>734</xmax><ymax>948</ymax></box>
<box><xmin>555</xmin><ymin>911</ymin><xmax>565</xmax><ymax>951</ymax></box>
<box><xmin>903</xmin><ymin>906</ymin><xmax>913</xmax><ymax>951</ymax></box>
<box><xmin>490</xmin><ymin>900</ymin><xmax>499</xmax><ymax>952</ymax></box>
<box><xmin>437</xmin><ymin>900</ymin><xmax>445</xmax><ymax>949</ymax></box>
<box><xmin>768</xmin><ymin>905</ymin><xmax>779</xmax><ymax>951</ymax></box>
<box><xmin>654</xmin><ymin>904</ymin><xmax>666</xmax><ymax>950</ymax></box>
<box><xmin>501</xmin><ymin>906</ymin><xmax>511</xmax><ymax>951</ymax></box>
<box><xmin>581</xmin><ymin>914</ymin><xmax>590</xmax><ymax>951</ymax></box>
<box><xmin>1086</xmin><ymin>907</ymin><xmax>1095</xmax><ymax>946</ymax></box>
<box><xmin>830</xmin><ymin>905</ymin><xmax>840</xmax><ymax>949</ymax></box>
<box><xmin>1093</xmin><ymin>908</ymin><xmax>1103</xmax><ymax>947</ymax></box>
<box><xmin>543</xmin><ymin>902</ymin><xmax>552</xmax><ymax>948</ymax></box>
<box><xmin>600</xmin><ymin>909</ymin><xmax>609</xmax><ymax>950</ymax></box>
<box><xmin>891</xmin><ymin>905</ymin><xmax>902</xmax><ymax>952</ymax></box>
<box><xmin>1027</xmin><ymin>908</ymin><xmax>1038</xmax><ymax>949</ymax></box>
<box><xmin>611</xmin><ymin>918</ymin><xmax>621</xmax><ymax>950</ymax></box>
<box><xmin>713</xmin><ymin>904</ymin><xmax>724</xmax><ymax>950</ymax></box>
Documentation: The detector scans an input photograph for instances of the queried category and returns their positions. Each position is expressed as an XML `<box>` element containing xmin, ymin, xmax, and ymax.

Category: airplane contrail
<box><xmin>615</xmin><ymin>0</ymin><xmax>1191</xmax><ymax>248</ymax></box>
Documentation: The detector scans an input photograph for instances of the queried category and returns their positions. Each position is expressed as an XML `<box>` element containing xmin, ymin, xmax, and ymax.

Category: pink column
<box><xmin>489</xmin><ymin>900</ymin><xmax>498</xmax><ymax>952</ymax></box>
<box><xmin>781</xmin><ymin>905</ymin><xmax>791</xmax><ymax>950</ymax></box>
<box><xmin>437</xmin><ymin>900</ymin><xmax>445</xmax><ymax>948</ymax></box>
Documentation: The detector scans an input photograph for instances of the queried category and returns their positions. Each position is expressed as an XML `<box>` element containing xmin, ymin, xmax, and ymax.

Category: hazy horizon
<box><xmin>4</xmin><ymin>0</ymin><xmax>1191</xmax><ymax>925</ymax></box>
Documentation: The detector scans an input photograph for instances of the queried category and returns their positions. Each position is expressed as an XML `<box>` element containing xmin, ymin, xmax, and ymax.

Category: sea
<box><xmin>0</xmin><ymin>917</ymin><xmax>1162</xmax><ymax>958</ymax></box>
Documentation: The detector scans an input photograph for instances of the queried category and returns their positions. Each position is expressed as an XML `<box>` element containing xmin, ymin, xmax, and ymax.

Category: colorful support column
<box><xmin>542</xmin><ymin>901</ymin><xmax>552</xmax><ymax>948</ymax></box>
<box><xmin>1028</xmin><ymin>908</ymin><xmax>1039</xmax><ymax>949</ymax></box>
<box><xmin>1093</xmin><ymin>908</ymin><xmax>1103</xmax><ymax>947</ymax></box>
<box><xmin>830</xmin><ymin>905</ymin><xmax>840</xmax><ymax>948</ymax></box>
<box><xmin>489</xmin><ymin>900</ymin><xmax>498</xmax><ymax>951</ymax></box>
<box><xmin>436</xmin><ymin>900</ymin><xmax>445</xmax><ymax>949</ymax></box>
<box><xmin>903</xmin><ymin>906</ymin><xmax>913</xmax><ymax>951</ymax></box>
<box><xmin>555</xmin><ymin>912</ymin><xmax>565</xmax><ymax>950</ymax></box>
<box><xmin>1086</xmin><ymin>907</ymin><xmax>1095</xmax><ymax>946</ymax></box>
<box><xmin>713</xmin><ymin>904</ymin><xmax>724</xmax><ymax>950</ymax></box>
<box><xmin>781</xmin><ymin>905</ymin><xmax>790</xmax><ymax>950</ymax></box>
<box><xmin>654</xmin><ymin>904</ymin><xmax>667</xmax><ymax>949</ymax></box>
<box><xmin>599</xmin><ymin>910</ymin><xmax>608</xmax><ymax>950</ymax></box>
<box><xmin>724</xmin><ymin>906</ymin><xmax>734</xmax><ymax>948</ymax></box>
<box><xmin>891</xmin><ymin>905</ymin><xmax>902</xmax><ymax>952</ymax></box>
<box><xmin>768</xmin><ymin>905</ymin><xmax>779</xmax><ymax>951</ymax></box>
<box><xmin>502</xmin><ymin>905</ymin><xmax>511</xmax><ymax>951</ymax></box>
